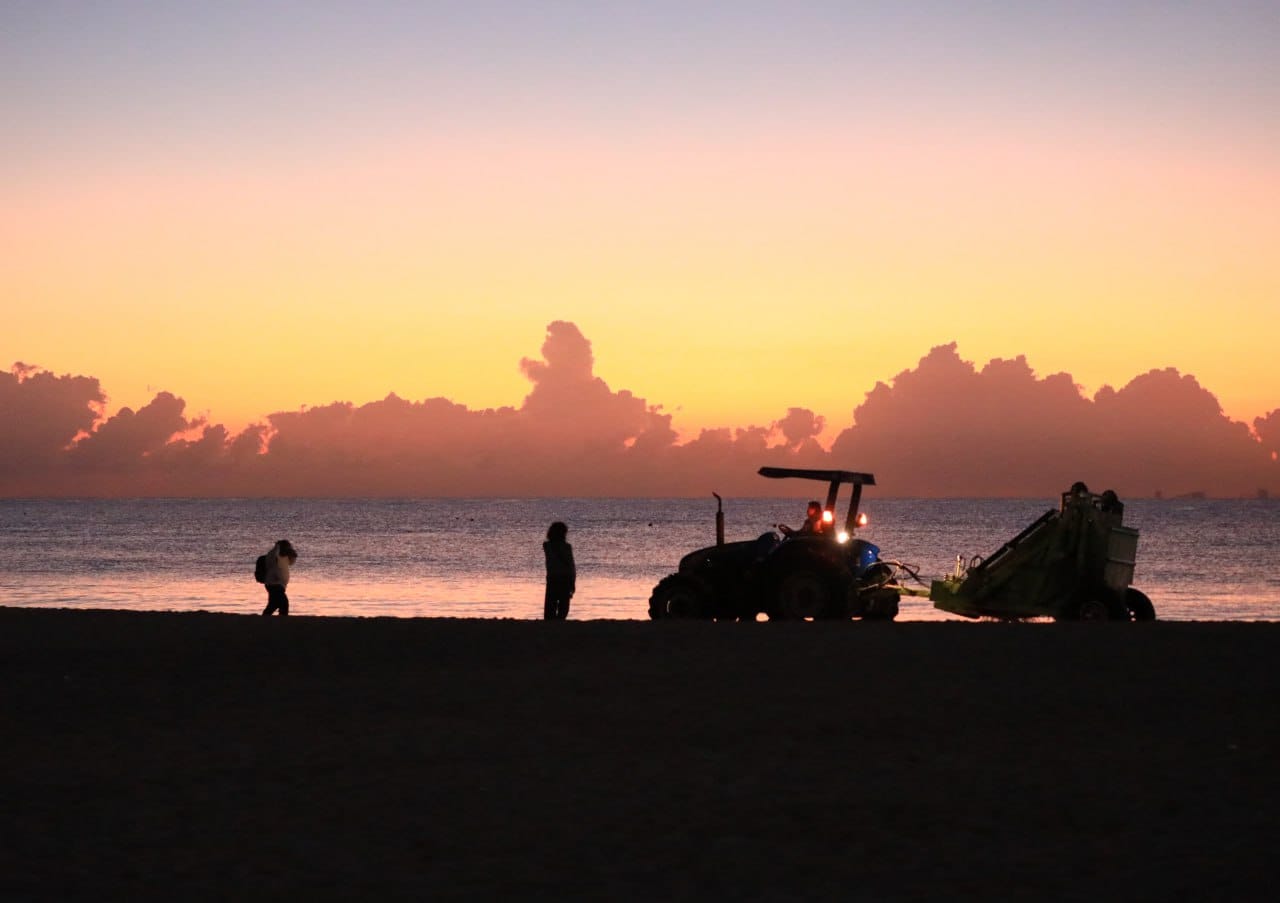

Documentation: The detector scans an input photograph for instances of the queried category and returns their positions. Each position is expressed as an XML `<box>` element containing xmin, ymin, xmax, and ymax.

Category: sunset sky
<box><xmin>4</xmin><ymin>1</ymin><xmax>1278</xmax><ymax>442</ymax></box>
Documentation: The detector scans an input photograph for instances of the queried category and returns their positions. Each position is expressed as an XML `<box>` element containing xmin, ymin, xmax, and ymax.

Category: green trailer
<box><xmin>929</xmin><ymin>482</ymin><xmax>1156</xmax><ymax>621</ymax></box>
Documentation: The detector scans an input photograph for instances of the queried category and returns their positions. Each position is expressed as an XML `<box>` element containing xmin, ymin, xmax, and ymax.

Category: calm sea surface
<box><xmin>1</xmin><ymin>498</ymin><xmax>1277</xmax><ymax>621</ymax></box>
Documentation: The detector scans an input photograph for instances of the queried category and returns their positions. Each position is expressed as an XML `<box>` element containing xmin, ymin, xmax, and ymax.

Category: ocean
<box><xmin>1</xmin><ymin>497</ymin><xmax>1277</xmax><ymax>621</ymax></box>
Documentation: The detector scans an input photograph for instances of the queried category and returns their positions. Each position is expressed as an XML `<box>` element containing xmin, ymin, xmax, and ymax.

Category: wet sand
<box><xmin>4</xmin><ymin>607</ymin><xmax>1277</xmax><ymax>900</ymax></box>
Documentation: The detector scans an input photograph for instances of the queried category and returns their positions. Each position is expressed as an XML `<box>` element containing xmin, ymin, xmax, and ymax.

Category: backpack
<box><xmin>254</xmin><ymin>554</ymin><xmax>269</xmax><ymax>584</ymax></box>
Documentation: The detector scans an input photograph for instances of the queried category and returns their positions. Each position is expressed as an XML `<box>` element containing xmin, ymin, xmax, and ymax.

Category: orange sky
<box><xmin>3</xmin><ymin>3</ymin><xmax>1278</xmax><ymax>441</ymax></box>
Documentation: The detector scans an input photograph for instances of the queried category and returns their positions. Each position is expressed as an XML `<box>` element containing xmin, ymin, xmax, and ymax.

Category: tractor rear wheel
<box><xmin>648</xmin><ymin>574</ymin><xmax>711</xmax><ymax>620</ymax></box>
<box><xmin>1125</xmin><ymin>587</ymin><xmax>1156</xmax><ymax>621</ymax></box>
<box><xmin>770</xmin><ymin>569</ymin><xmax>839</xmax><ymax>620</ymax></box>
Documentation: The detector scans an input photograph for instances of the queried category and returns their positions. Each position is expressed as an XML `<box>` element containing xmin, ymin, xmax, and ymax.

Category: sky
<box><xmin>3</xmin><ymin>1</ymin><xmax>1279</xmax><ymax>495</ymax></box>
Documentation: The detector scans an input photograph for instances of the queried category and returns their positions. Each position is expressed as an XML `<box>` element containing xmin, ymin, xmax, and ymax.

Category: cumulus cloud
<box><xmin>516</xmin><ymin>320</ymin><xmax>663</xmax><ymax>451</ymax></box>
<box><xmin>70</xmin><ymin>392</ymin><xmax>198</xmax><ymax>469</ymax></box>
<box><xmin>0</xmin><ymin>363</ymin><xmax>103</xmax><ymax>469</ymax></box>
<box><xmin>1</xmin><ymin>327</ymin><xmax>1277</xmax><ymax>498</ymax></box>
<box><xmin>774</xmin><ymin>407</ymin><xmax>826</xmax><ymax>449</ymax></box>
<box><xmin>1252</xmin><ymin>409</ymin><xmax>1280</xmax><ymax>462</ymax></box>
<box><xmin>830</xmin><ymin>344</ymin><xmax>1277</xmax><ymax>497</ymax></box>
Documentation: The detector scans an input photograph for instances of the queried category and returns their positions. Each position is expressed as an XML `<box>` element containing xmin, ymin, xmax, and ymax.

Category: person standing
<box><xmin>261</xmin><ymin>539</ymin><xmax>298</xmax><ymax>616</ymax></box>
<box><xmin>542</xmin><ymin>522</ymin><xmax>575</xmax><ymax>620</ymax></box>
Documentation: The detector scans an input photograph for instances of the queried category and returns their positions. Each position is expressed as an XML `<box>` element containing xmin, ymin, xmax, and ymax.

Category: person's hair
<box><xmin>546</xmin><ymin>521</ymin><xmax>568</xmax><ymax>542</ymax></box>
<box><xmin>807</xmin><ymin>500</ymin><xmax>822</xmax><ymax>512</ymax></box>
<box><xmin>277</xmin><ymin>539</ymin><xmax>298</xmax><ymax>563</ymax></box>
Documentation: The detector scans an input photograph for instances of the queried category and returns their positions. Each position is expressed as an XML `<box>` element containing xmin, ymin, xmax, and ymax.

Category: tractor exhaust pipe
<box><xmin>713</xmin><ymin>492</ymin><xmax>724</xmax><ymax>546</ymax></box>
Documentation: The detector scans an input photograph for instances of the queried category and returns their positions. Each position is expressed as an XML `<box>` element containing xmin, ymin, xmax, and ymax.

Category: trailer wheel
<box><xmin>770</xmin><ymin>569</ymin><xmax>838</xmax><ymax>620</ymax></box>
<box><xmin>1125</xmin><ymin>587</ymin><xmax>1156</xmax><ymax>621</ymax></box>
<box><xmin>1077</xmin><ymin>598</ymin><xmax>1114</xmax><ymax>621</ymax></box>
<box><xmin>648</xmin><ymin>574</ymin><xmax>710</xmax><ymax>620</ymax></box>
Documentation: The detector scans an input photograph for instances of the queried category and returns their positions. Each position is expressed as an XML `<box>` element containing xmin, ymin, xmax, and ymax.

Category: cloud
<box><xmin>1</xmin><ymin>326</ymin><xmax>1277</xmax><ymax>498</ymax></box>
<box><xmin>774</xmin><ymin>407</ymin><xmax>826</xmax><ymax>449</ymax></box>
<box><xmin>1255</xmin><ymin>409</ymin><xmax>1280</xmax><ymax>461</ymax></box>
<box><xmin>517</xmin><ymin>320</ymin><xmax>662</xmax><ymax>450</ymax></box>
<box><xmin>830</xmin><ymin>344</ymin><xmax>1276</xmax><ymax>497</ymax></box>
<box><xmin>0</xmin><ymin>363</ymin><xmax>104</xmax><ymax>469</ymax></box>
<box><xmin>70</xmin><ymin>392</ymin><xmax>198</xmax><ymax>469</ymax></box>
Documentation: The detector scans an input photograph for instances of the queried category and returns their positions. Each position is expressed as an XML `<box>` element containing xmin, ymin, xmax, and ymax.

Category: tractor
<box><xmin>648</xmin><ymin>467</ymin><xmax>903</xmax><ymax>621</ymax></box>
<box><xmin>929</xmin><ymin>482</ymin><xmax>1157</xmax><ymax>621</ymax></box>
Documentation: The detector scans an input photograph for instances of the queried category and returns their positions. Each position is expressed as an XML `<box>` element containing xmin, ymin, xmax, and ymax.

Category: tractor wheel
<box><xmin>648</xmin><ymin>574</ymin><xmax>710</xmax><ymax>620</ymax></box>
<box><xmin>860</xmin><ymin>588</ymin><xmax>901</xmax><ymax>621</ymax></box>
<box><xmin>1125</xmin><ymin>587</ymin><xmax>1156</xmax><ymax>622</ymax></box>
<box><xmin>770</xmin><ymin>569</ymin><xmax>839</xmax><ymax>620</ymax></box>
<box><xmin>858</xmin><ymin>562</ymin><xmax>894</xmax><ymax>589</ymax></box>
<box><xmin>1076</xmin><ymin>598</ymin><xmax>1115</xmax><ymax>621</ymax></box>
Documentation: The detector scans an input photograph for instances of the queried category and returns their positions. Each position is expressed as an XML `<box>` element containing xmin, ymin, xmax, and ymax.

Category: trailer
<box><xmin>929</xmin><ymin>482</ymin><xmax>1156</xmax><ymax>621</ymax></box>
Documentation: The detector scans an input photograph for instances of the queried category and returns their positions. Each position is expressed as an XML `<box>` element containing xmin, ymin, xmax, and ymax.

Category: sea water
<box><xmin>1</xmin><ymin>497</ymin><xmax>1277</xmax><ymax>621</ymax></box>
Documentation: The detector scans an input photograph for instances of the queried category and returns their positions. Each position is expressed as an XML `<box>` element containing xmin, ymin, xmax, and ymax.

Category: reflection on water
<box><xmin>0</xmin><ymin>497</ymin><xmax>1276</xmax><ymax>621</ymax></box>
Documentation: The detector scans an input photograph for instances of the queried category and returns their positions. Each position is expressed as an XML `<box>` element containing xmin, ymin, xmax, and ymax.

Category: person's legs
<box><xmin>546</xmin><ymin>577</ymin><xmax>573</xmax><ymax>619</ymax></box>
<box><xmin>263</xmin><ymin>584</ymin><xmax>288</xmax><ymax>616</ymax></box>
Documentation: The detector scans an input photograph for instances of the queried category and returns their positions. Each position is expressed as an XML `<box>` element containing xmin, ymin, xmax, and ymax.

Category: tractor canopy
<box><xmin>757</xmin><ymin>467</ymin><xmax>876</xmax><ymax>535</ymax></box>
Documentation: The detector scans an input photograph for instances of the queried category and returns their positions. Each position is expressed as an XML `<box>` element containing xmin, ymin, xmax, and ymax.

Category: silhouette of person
<box><xmin>777</xmin><ymin>501</ymin><xmax>825</xmax><ymax>538</ymax></box>
<box><xmin>542</xmin><ymin>521</ymin><xmax>576</xmax><ymax>620</ymax></box>
<box><xmin>261</xmin><ymin>539</ymin><xmax>298</xmax><ymax>616</ymax></box>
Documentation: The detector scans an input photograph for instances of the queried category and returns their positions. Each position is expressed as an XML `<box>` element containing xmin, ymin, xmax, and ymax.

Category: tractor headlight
<box><xmin>836</xmin><ymin>530</ymin><xmax>850</xmax><ymax>544</ymax></box>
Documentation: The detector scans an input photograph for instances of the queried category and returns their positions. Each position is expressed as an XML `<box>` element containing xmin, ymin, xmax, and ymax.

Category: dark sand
<box><xmin>3</xmin><ymin>608</ymin><xmax>1277</xmax><ymax>900</ymax></box>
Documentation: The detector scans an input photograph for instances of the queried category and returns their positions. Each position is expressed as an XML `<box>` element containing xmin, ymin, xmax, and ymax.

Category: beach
<box><xmin>4</xmin><ymin>607</ymin><xmax>1277</xmax><ymax>900</ymax></box>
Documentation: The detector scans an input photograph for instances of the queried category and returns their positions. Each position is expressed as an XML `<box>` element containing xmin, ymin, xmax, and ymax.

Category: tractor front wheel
<box><xmin>648</xmin><ymin>574</ymin><xmax>711</xmax><ymax>620</ymax></box>
<box><xmin>860</xmin><ymin>588</ymin><xmax>901</xmax><ymax>621</ymax></box>
<box><xmin>858</xmin><ymin>562</ymin><xmax>894</xmax><ymax>589</ymax></box>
